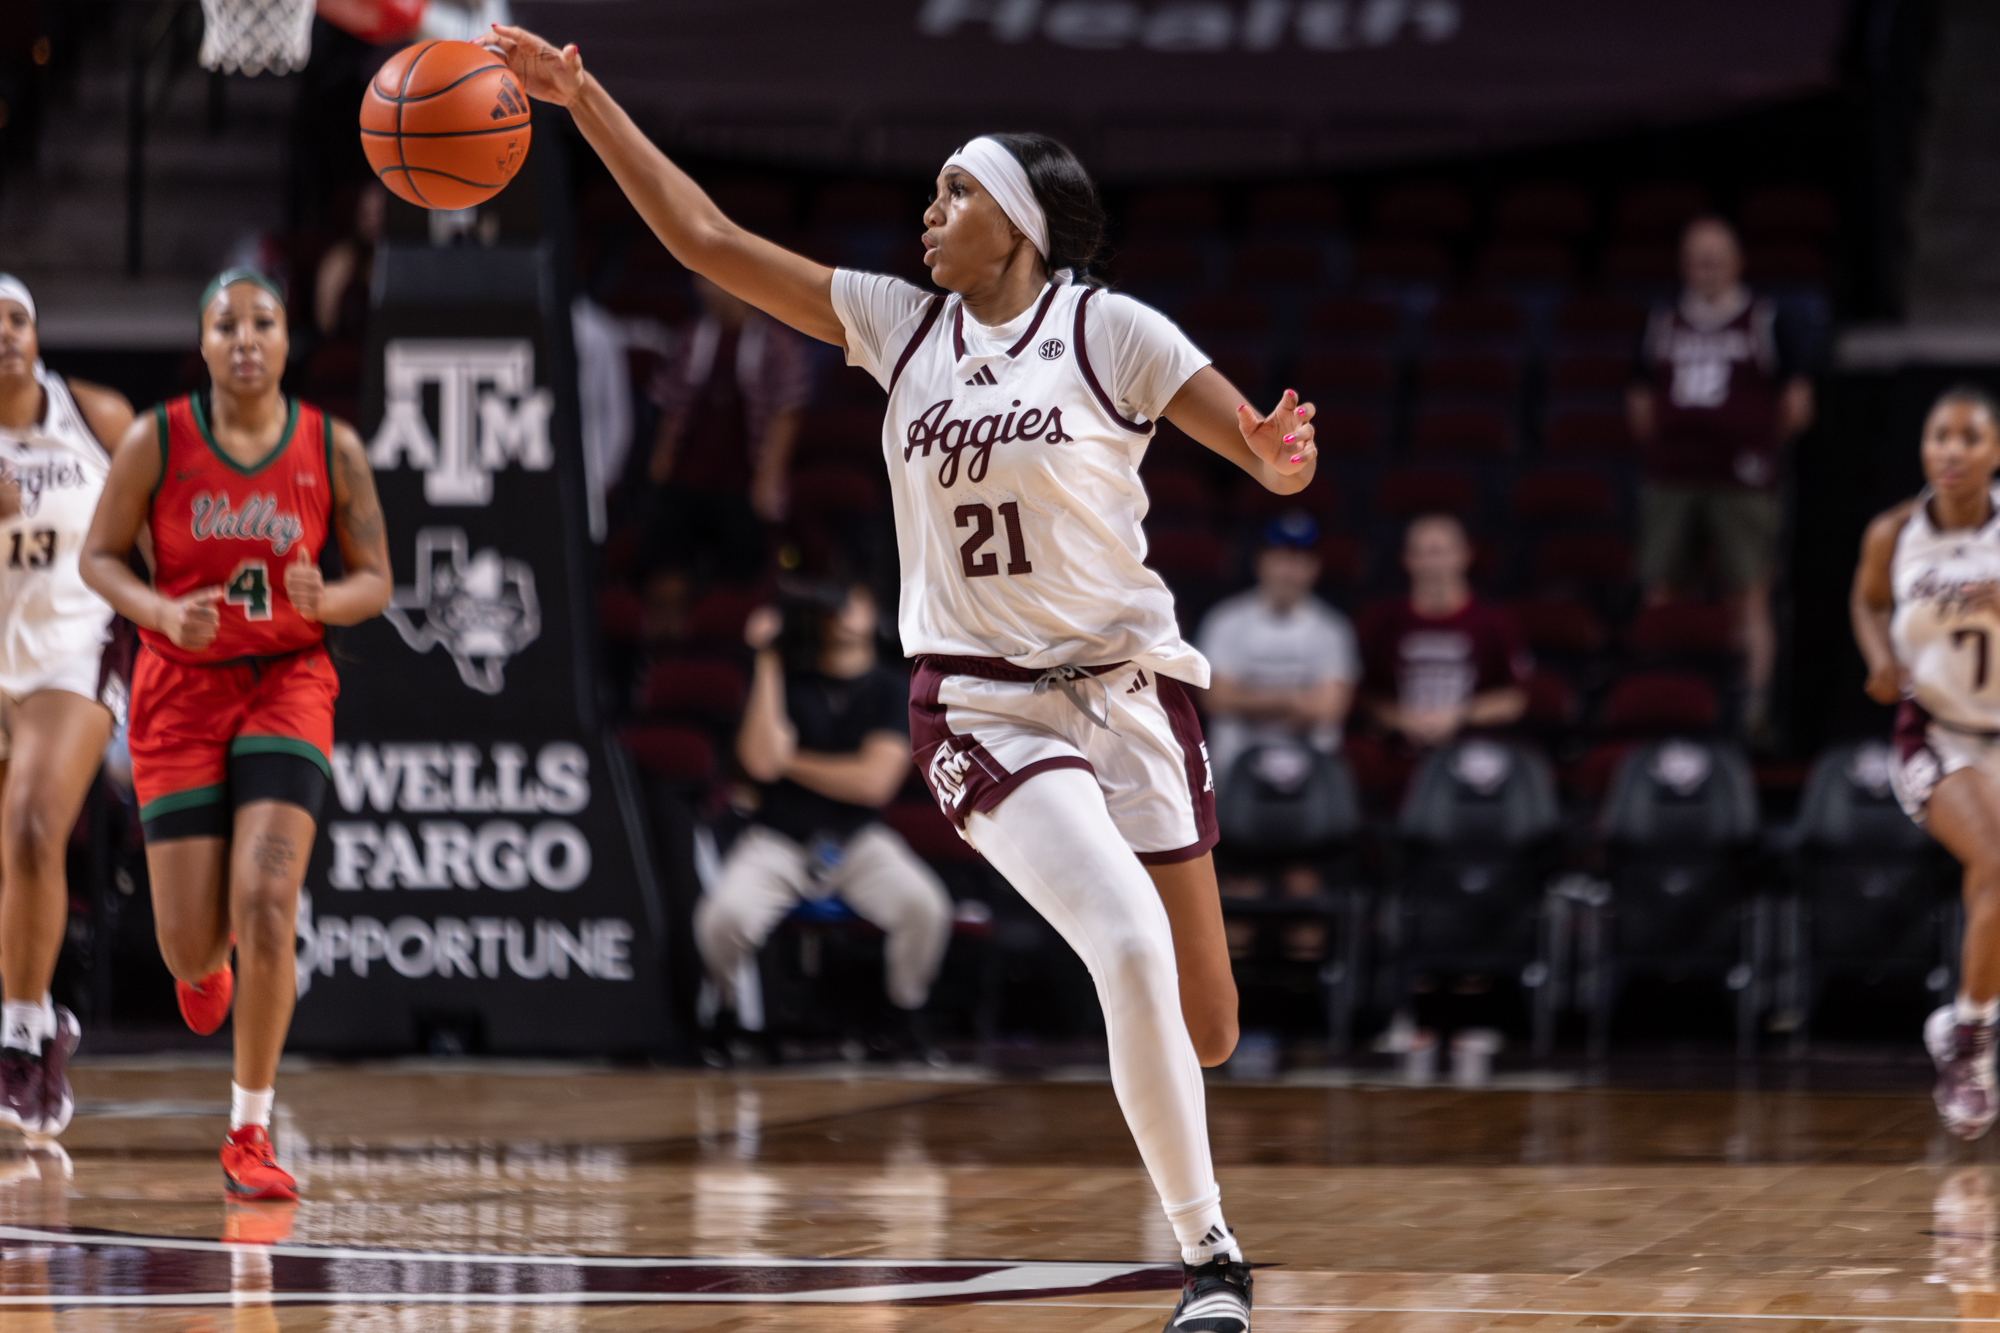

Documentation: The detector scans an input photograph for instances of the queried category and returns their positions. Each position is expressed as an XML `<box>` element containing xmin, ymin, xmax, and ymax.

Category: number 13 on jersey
<box><xmin>226</xmin><ymin>559</ymin><xmax>272</xmax><ymax>620</ymax></box>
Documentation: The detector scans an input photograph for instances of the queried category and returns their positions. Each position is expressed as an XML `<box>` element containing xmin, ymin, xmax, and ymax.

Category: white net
<box><xmin>198</xmin><ymin>0</ymin><xmax>315</xmax><ymax>76</ymax></box>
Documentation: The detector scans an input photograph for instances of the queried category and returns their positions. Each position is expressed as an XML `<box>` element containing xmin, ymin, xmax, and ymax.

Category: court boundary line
<box><xmin>995</xmin><ymin>1302</ymin><xmax>1998</xmax><ymax>1322</ymax></box>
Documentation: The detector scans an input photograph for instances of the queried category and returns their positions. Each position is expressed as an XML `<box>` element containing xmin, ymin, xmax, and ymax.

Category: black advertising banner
<box><xmin>513</xmin><ymin>0</ymin><xmax>1848</xmax><ymax>178</ymax></box>
<box><xmin>287</xmin><ymin>243</ymin><xmax>670</xmax><ymax>1055</ymax></box>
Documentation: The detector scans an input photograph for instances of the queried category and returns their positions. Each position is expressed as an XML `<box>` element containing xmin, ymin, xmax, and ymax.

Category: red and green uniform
<box><xmin>131</xmin><ymin>394</ymin><xmax>339</xmax><ymax>838</ymax></box>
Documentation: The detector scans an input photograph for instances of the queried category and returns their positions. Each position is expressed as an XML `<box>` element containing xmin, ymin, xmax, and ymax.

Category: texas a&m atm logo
<box><xmin>370</xmin><ymin>340</ymin><xmax>554</xmax><ymax>506</ymax></box>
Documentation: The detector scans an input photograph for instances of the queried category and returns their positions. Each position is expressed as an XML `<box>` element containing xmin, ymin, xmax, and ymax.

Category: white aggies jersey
<box><xmin>832</xmin><ymin>273</ymin><xmax>1215</xmax><ymax>687</ymax></box>
<box><xmin>0</xmin><ymin>363</ymin><xmax>114</xmax><ymax>694</ymax></box>
<box><xmin>1891</xmin><ymin>487</ymin><xmax>2000</xmax><ymax>732</ymax></box>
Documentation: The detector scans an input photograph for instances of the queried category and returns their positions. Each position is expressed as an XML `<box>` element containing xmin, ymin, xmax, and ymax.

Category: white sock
<box><xmin>230</xmin><ymin>1083</ymin><xmax>273</xmax><ymax>1132</ymax></box>
<box><xmin>1176</xmin><ymin>1217</ymin><xmax>1243</xmax><ymax>1266</ymax></box>
<box><xmin>1958</xmin><ymin>994</ymin><xmax>1999</xmax><ymax>1026</ymax></box>
<box><xmin>1</xmin><ymin>1000</ymin><xmax>47</xmax><ymax>1052</ymax></box>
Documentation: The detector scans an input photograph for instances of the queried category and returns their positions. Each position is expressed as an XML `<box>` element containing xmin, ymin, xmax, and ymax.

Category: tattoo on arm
<box><xmin>251</xmin><ymin>833</ymin><xmax>296</xmax><ymax>880</ymax></box>
<box><xmin>335</xmin><ymin>439</ymin><xmax>387</xmax><ymax>552</ymax></box>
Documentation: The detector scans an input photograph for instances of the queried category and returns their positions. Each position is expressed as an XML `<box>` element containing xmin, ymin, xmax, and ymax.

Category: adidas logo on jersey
<box><xmin>964</xmin><ymin>366</ymin><xmax>998</xmax><ymax>387</ymax></box>
<box><xmin>904</xmin><ymin>398</ymin><xmax>1074</xmax><ymax>487</ymax></box>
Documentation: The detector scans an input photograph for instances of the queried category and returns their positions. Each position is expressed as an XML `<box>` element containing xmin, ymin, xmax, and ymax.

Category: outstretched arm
<box><xmin>489</xmin><ymin>26</ymin><xmax>844</xmax><ymax>348</ymax></box>
<box><xmin>1853</xmin><ymin>500</ymin><xmax>1916</xmax><ymax>705</ymax></box>
<box><xmin>285</xmin><ymin>420</ymin><xmax>391</xmax><ymax>626</ymax></box>
<box><xmin>1163</xmin><ymin>368</ymin><xmax>1318</xmax><ymax>495</ymax></box>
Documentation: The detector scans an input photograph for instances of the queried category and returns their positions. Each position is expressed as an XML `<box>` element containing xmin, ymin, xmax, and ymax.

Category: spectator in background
<box><xmin>695</xmin><ymin>581</ymin><xmax>952</xmax><ymax>1055</ymax></box>
<box><xmin>1628</xmin><ymin>215</ymin><xmax>1814</xmax><ymax>744</ymax></box>
<box><xmin>1359</xmin><ymin>515</ymin><xmax>1528</xmax><ymax>750</ymax></box>
<box><xmin>642</xmin><ymin>275</ymin><xmax>810</xmax><ymax>640</ymax></box>
<box><xmin>1197</xmin><ymin>511</ymin><xmax>1358</xmax><ymax>783</ymax></box>
<box><xmin>313</xmin><ymin>182</ymin><xmax>386</xmax><ymax>343</ymax></box>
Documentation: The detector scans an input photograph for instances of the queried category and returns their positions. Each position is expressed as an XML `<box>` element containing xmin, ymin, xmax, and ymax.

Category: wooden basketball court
<box><xmin>0</xmin><ymin>1059</ymin><xmax>1985</xmax><ymax>1328</ymax></box>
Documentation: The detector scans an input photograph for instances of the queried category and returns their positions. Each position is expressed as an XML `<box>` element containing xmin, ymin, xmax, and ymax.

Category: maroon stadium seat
<box><xmin>1417</xmin><ymin>354</ymin><xmax>1522</xmax><ymax>402</ymax></box>
<box><xmin>1246</xmin><ymin>184</ymin><xmax>1345</xmax><ymax>231</ymax></box>
<box><xmin>1426</xmin><ymin>295</ymin><xmax>1527</xmax><ymax>343</ymax></box>
<box><xmin>1626</xmin><ymin>602</ymin><xmax>1740</xmax><ymax>662</ymax></box>
<box><xmin>788</xmin><ymin>466</ymin><xmax>884</xmax><ymax>519</ymax></box>
<box><xmin>1613</xmin><ymin>182</ymin><xmax>1710</xmax><ymax>237</ymax></box>
<box><xmin>1176</xmin><ymin>292</ymin><xmax>1273</xmax><ymax>337</ymax></box>
<box><xmin>1493</xmin><ymin>183</ymin><xmax>1594</xmax><ymax>239</ymax></box>
<box><xmin>1524</xmin><ymin>669</ymin><xmax>1579</xmax><ymax>730</ymax></box>
<box><xmin>1533</xmin><ymin>533</ymin><xmax>1634</xmax><ymax>588</ymax></box>
<box><xmin>1476</xmin><ymin>241</ymin><xmax>1578</xmax><ymax>290</ymax></box>
<box><xmin>1293</xmin><ymin>351</ymin><xmax>1394</xmax><ymax>403</ymax></box>
<box><xmin>1601</xmin><ymin>241</ymin><xmax>1678</xmax><ymax>290</ymax></box>
<box><xmin>1569</xmin><ymin>740</ymin><xmax>1638</xmax><ymax>804</ymax></box>
<box><xmin>1548</xmin><ymin>353</ymin><xmax>1636</xmax><ymax>400</ymax></box>
<box><xmin>1353</xmin><ymin>239</ymin><xmax>1451</xmax><ymax>287</ymax></box>
<box><xmin>640</xmin><ymin>658</ymin><xmax>747</xmax><ymax>724</ymax></box>
<box><xmin>1232</xmin><ymin>241</ymin><xmax>1325</xmax><ymax>287</ymax></box>
<box><xmin>683</xmin><ymin>589</ymin><xmax>762</xmax><ymax>650</ymax></box>
<box><xmin>1552</xmin><ymin>296</ymin><xmax>1648</xmax><ymax>347</ymax></box>
<box><xmin>597</xmin><ymin>587</ymin><xmax>644</xmax><ymax>647</ymax></box>
<box><xmin>1599</xmin><ymin>671</ymin><xmax>1720</xmax><ymax>735</ymax></box>
<box><xmin>1741</xmin><ymin>185</ymin><xmax>1836</xmax><ymax>241</ymax></box>
<box><xmin>1127</xmin><ymin>186</ymin><xmax>1224</xmax><ymax>231</ymax></box>
<box><xmin>1509</xmin><ymin>470</ymin><xmax>1617</xmax><ymax>526</ymax></box>
<box><xmin>1142</xmin><ymin>467</ymin><xmax>1215</xmax><ymax>524</ymax></box>
<box><xmin>1544</xmin><ymin>408</ymin><xmax>1636</xmax><ymax>459</ymax></box>
<box><xmin>1316</xmin><ymin>533</ymin><xmax>1368</xmax><ymax>588</ymax></box>
<box><xmin>1373</xmin><ymin>468</ymin><xmax>1480</xmax><ymax>519</ymax></box>
<box><xmin>880</xmin><ymin>801</ymin><xmax>980</xmax><ymax>865</ymax></box>
<box><xmin>1412</xmin><ymin>406</ymin><xmax>1513</xmax><ymax>460</ymax></box>
<box><xmin>1301</xmin><ymin>296</ymin><xmax>1400</xmax><ymax>343</ymax></box>
<box><xmin>1230</xmin><ymin>472</ymin><xmax>1340</xmax><ymax>521</ymax></box>
<box><xmin>1508</xmin><ymin>595</ymin><xmax>1607</xmax><ymax>657</ymax></box>
<box><xmin>618</xmin><ymin>725</ymin><xmax>716</xmax><ymax>784</ymax></box>
<box><xmin>1144</xmin><ymin>529</ymin><xmax>1229</xmax><ymax>583</ymax></box>
<box><xmin>1312</xmin><ymin>407</ymin><xmax>1387</xmax><ymax>458</ymax></box>
<box><xmin>1374</xmin><ymin>181</ymin><xmax>1472</xmax><ymax>238</ymax></box>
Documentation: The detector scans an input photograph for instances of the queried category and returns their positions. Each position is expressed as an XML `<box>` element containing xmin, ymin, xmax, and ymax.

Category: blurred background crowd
<box><xmin>0</xmin><ymin>0</ymin><xmax>1979</xmax><ymax>1075</ymax></box>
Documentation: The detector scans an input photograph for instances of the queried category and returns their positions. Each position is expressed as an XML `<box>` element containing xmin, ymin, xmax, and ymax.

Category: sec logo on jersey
<box><xmin>1037</xmin><ymin>338</ymin><xmax>1065</xmax><ymax>361</ymax></box>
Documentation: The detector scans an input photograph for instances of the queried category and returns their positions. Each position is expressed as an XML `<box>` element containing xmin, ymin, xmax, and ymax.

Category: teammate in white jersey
<box><xmin>1854</xmin><ymin>385</ymin><xmax>2000</xmax><ymax>1139</ymax></box>
<box><xmin>0</xmin><ymin>276</ymin><xmax>133</xmax><ymax>1137</ymax></box>
<box><xmin>492</xmin><ymin>26</ymin><xmax>1322</xmax><ymax>1331</ymax></box>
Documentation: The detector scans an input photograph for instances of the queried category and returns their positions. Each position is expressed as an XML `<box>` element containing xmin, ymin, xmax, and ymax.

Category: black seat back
<box><xmin>1398</xmin><ymin>739</ymin><xmax>1560</xmax><ymax>848</ymax></box>
<box><xmin>1793</xmin><ymin>740</ymin><xmax>1943</xmax><ymax>965</ymax></box>
<box><xmin>1600</xmin><ymin>738</ymin><xmax>1758</xmax><ymax>956</ymax></box>
<box><xmin>1792</xmin><ymin>740</ymin><xmax>1928</xmax><ymax>854</ymax></box>
<box><xmin>1217</xmin><ymin>743</ymin><xmax>1361</xmax><ymax>858</ymax></box>
<box><xmin>1395</xmin><ymin>740</ymin><xmax>1561</xmax><ymax>959</ymax></box>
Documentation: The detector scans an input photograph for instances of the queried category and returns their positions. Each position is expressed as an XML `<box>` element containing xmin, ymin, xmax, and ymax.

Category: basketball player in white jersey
<box><xmin>1854</xmin><ymin>385</ymin><xmax>2000</xmax><ymax>1139</ymax></box>
<box><xmin>493</xmin><ymin>25</ymin><xmax>1319</xmax><ymax>1330</ymax></box>
<box><xmin>0</xmin><ymin>276</ymin><xmax>133</xmax><ymax>1136</ymax></box>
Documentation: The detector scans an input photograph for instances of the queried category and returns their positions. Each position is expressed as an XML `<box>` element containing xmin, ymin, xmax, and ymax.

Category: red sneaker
<box><xmin>221</xmin><ymin>1126</ymin><xmax>296</xmax><ymax>1201</ymax></box>
<box><xmin>176</xmin><ymin>964</ymin><xmax>234</xmax><ymax>1036</ymax></box>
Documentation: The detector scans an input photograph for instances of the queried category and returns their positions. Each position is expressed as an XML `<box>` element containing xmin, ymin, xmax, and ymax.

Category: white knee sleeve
<box><xmin>967</xmin><ymin>766</ymin><xmax>1227</xmax><ymax>1250</ymax></box>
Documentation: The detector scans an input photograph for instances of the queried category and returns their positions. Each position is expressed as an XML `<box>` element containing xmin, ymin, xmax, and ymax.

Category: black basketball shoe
<box><xmin>1164</xmin><ymin>1256</ymin><xmax>1252</xmax><ymax>1332</ymax></box>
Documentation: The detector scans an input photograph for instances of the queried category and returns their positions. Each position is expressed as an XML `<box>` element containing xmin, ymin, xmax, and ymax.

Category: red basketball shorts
<box><xmin>130</xmin><ymin>644</ymin><xmax>339</xmax><ymax>843</ymax></box>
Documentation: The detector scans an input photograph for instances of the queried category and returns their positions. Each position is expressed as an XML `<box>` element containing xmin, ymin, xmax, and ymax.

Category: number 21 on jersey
<box><xmin>226</xmin><ymin>559</ymin><xmax>272</xmax><ymax>620</ymax></box>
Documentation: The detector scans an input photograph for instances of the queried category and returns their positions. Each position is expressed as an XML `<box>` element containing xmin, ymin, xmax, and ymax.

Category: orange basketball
<box><xmin>359</xmin><ymin>40</ymin><xmax>532</xmax><ymax>210</ymax></box>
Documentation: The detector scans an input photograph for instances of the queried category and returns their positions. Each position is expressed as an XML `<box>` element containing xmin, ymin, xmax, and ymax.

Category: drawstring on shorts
<box><xmin>1033</xmin><ymin>664</ymin><xmax>1118</xmax><ymax>734</ymax></box>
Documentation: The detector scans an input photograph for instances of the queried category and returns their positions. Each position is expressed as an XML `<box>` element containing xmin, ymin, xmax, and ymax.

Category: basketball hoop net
<box><xmin>199</xmin><ymin>0</ymin><xmax>315</xmax><ymax>76</ymax></box>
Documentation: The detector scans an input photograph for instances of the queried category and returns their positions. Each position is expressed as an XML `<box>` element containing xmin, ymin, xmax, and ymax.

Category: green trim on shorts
<box><xmin>229</xmin><ymin>734</ymin><xmax>331</xmax><ymax>778</ymax></box>
<box><xmin>139</xmin><ymin>783</ymin><xmax>226</xmax><ymax>823</ymax></box>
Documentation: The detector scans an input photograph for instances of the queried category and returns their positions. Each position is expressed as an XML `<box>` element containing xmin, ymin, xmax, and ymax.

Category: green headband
<box><xmin>199</xmin><ymin>267</ymin><xmax>286</xmax><ymax>322</ymax></box>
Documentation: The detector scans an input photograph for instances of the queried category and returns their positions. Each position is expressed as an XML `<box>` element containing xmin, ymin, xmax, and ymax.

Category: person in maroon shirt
<box><xmin>1628</xmin><ymin>216</ymin><xmax>1814</xmax><ymax>741</ymax></box>
<box><xmin>641</xmin><ymin>275</ymin><xmax>811</xmax><ymax>639</ymax></box>
<box><xmin>1359</xmin><ymin>515</ymin><xmax>1529</xmax><ymax>750</ymax></box>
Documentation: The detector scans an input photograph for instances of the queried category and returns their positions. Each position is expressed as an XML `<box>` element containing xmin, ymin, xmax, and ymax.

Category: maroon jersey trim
<box><xmin>1072</xmin><ymin>289</ymin><xmax>1149</xmax><ymax>435</ymax></box>
<box><xmin>888</xmin><ymin>295</ymin><xmax>947</xmax><ymax>397</ymax></box>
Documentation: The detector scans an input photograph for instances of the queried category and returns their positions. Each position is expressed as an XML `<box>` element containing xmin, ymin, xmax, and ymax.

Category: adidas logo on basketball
<box><xmin>490</xmin><ymin>82</ymin><xmax>527</xmax><ymax>120</ymax></box>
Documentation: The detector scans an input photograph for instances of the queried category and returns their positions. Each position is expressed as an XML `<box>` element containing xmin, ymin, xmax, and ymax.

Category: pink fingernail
<box><xmin>1290</xmin><ymin>455</ymin><xmax>1302</xmax><ymax>463</ymax></box>
<box><xmin>1297</xmin><ymin>407</ymin><xmax>1307</xmax><ymax>417</ymax></box>
<box><xmin>1283</xmin><ymin>434</ymin><xmax>1295</xmax><ymax>444</ymax></box>
<box><xmin>1239</xmin><ymin>404</ymin><xmax>1249</xmax><ymax>412</ymax></box>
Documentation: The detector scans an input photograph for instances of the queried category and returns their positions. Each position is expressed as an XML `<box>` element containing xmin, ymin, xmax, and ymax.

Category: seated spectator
<box><xmin>1359</xmin><ymin>515</ymin><xmax>1529</xmax><ymax>749</ymax></box>
<box><xmin>695</xmin><ymin>581</ymin><xmax>952</xmax><ymax>1051</ymax></box>
<box><xmin>642</xmin><ymin>275</ymin><xmax>810</xmax><ymax>639</ymax></box>
<box><xmin>1197</xmin><ymin>511</ymin><xmax>1359</xmax><ymax>783</ymax></box>
<box><xmin>1628</xmin><ymin>215</ymin><xmax>1814</xmax><ymax>743</ymax></box>
<box><xmin>313</xmin><ymin>182</ymin><xmax>385</xmax><ymax>343</ymax></box>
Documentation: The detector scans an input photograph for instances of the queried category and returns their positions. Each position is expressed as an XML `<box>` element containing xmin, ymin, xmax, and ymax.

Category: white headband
<box><xmin>944</xmin><ymin>137</ymin><xmax>1049</xmax><ymax>263</ymax></box>
<box><xmin>0</xmin><ymin>275</ymin><xmax>33</xmax><ymax>324</ymax></box>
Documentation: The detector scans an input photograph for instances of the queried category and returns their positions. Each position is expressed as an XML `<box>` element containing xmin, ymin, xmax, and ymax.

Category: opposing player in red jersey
<box><xmin>80</xmin><ymin>270</ymin><xmax>391</xmax><ymax>1200</ymax></box>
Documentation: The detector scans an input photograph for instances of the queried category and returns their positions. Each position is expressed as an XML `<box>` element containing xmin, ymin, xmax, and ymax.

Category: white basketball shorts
<box><xmin>909</xmin><ymin>654</ymin><xmax>1218</xmax><ymax>865</ymax></box>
